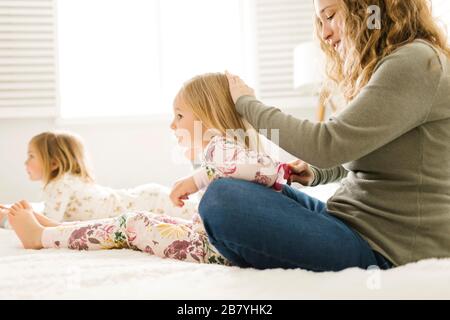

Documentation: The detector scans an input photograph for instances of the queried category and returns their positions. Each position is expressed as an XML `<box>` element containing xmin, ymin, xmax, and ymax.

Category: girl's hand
<box><xmin>0</xmin><ymin>204</ymin><xmax>8</xmax><ymax>222</ymax></box>
<box><xmin>0</xmin><ymin>203</ymin><xmax>10</xmax><ymax>214</ymax></box>
<box><xmin>225</xmin><ymin>71</ymin><xmax>255</xmax><ymax>104</ymax></box>
<box><xmin>169</xmin><ymin>176</ymin><xmax>199</xmax><ymax>207</ymax></box>
<box><xmin>287</xmin><ymin>160</ymin><xmax>315</xmax><ymax>187</ymax></box>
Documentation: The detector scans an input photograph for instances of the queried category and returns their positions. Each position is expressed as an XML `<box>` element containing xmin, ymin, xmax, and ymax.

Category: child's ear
<box><xmin>50</xmin><ymin>160</ymin><xmax>58</xmax><ymax>170</ymax></box>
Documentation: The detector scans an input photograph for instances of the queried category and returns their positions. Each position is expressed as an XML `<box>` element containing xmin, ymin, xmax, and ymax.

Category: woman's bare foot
<box><xmin>8</xmin><ymin>200</ymin><xmax>44</xmax><ymax>249</ymax></box>
<box><xmin>33</xmin><ymin>212</ymin><xmax>61</xmax><ymax>227</ymax></box>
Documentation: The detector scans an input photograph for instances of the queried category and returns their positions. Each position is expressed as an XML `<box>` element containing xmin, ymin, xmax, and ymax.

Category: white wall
<box><xmin>0</xmin><ymin>102</ymin><xmax>318</xmax><ymax>203</ymax></box>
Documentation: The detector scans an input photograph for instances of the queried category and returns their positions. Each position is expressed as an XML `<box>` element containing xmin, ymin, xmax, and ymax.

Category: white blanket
<box><xmin>1</xmin><ymin>184</ymin><xmax>450</xmax><ymax>299</ymax></box>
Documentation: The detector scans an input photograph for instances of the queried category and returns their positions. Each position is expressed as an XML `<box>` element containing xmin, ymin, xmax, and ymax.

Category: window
<box><xmin>58</xmin><ymin>0</ymin><xmax>250</xmax><ymax>118</ymax></box>
<box><xmin>254</xmin><ymin>0</ymin><xmax>315</xmax><ymax>109</ymax></box>
<box><xmin>433</xmin><ymin>0</ymin><xmax>450</xmax><ymax>38</ymax></box>
<box><xmin>0</xmin><ymin>0</ymin><xmax>58</xmax><ymax>119</ymax></box>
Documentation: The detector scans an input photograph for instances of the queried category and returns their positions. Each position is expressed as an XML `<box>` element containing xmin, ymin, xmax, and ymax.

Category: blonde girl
<box><xmin>6</xmin><ymin>73</ymin><xmax>303</xmax><ymax>265</ymax></box>
<box><xmin>6</xmin><ymin>131</ymin><xmax>198</xmax><ymax>227</ymax></box>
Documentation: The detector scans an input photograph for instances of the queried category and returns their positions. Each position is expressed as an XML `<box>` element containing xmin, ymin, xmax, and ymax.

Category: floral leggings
<box><xmin>40</xmin><ymin>189</ymin><xmax>229</xmax><ymax>265</ymax></box>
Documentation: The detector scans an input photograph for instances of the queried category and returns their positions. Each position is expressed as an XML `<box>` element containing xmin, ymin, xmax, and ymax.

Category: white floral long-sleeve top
<box><xmin>192</xmin><ymin>135</ymin><xmax>291</xmax><ymax>191</ymax></box>
<box><xmin>41</xmin><ymin>175</ymin><xmax>192</xmax><ymax>222</ymax></box>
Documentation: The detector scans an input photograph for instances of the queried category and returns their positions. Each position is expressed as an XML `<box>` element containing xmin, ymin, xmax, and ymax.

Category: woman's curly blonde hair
<box><xmin>315</xmin><ymin>0</ymin><xmax>450</xmax><ymax>105</ymax></box>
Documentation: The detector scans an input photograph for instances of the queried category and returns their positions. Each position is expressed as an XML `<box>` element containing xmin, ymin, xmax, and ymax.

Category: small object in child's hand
<box><xmin>282</xmin><ymin>163</ymin><xmax>293</xmax><ymax>186</ymax></box>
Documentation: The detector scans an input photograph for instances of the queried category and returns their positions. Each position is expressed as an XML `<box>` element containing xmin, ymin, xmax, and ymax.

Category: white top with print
<box><xmin>193</xmin><ymin>135</ymin><xmax>289</xmax><ymax>191</ymax></box>
<box><xmin>42</xmin><ymin>175</ymin><xmax>196</xmax><ymax>222</ymax></box>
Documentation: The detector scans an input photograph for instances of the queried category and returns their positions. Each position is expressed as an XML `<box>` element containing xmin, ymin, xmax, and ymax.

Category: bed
<box><xmin>1</xmin><ymin>184</ymin><xmax>450</xmax><ymax>299</ymax></box>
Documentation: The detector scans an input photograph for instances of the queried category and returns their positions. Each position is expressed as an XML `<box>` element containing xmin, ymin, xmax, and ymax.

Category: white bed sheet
<box><xmin>1</xmin><ymin>184</ymin><xmax>450</xmax><ymax>299</ymax></box>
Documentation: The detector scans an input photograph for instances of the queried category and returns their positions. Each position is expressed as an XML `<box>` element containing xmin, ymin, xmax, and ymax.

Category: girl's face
<box><xmin>25</xmin><ymin>143</ymin><xmax>44</xmax><ymax>181</ymax></box>
<box><xmin>170</xmin><ymin>93</ymin><xmax>209</xmax><ymax>152</ymax></box>
<box><xmin>314</xmin><ymin>0</ymin><xmax>345</xmax><ymax>56</ymax></box>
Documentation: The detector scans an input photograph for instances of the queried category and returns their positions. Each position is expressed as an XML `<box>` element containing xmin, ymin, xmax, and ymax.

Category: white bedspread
<box><xmin>1</xmin><ymin>184</ymin><xmax>450</xmax><ymax>299</ymax></box>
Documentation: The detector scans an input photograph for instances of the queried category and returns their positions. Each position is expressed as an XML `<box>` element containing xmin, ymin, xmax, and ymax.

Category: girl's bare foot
<box><xmin>8</xmin><ymin>200</ymin><xmax>44</xmax><ymax>249</ymax></box>
<box><xmin>33</xmin><ymin>212</ymin><xmax>61</xmax><ymax>227</ymax></box>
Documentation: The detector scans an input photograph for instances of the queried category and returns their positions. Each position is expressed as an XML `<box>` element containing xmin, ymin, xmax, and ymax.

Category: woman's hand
<box><xmin>169</xmin><ymin>176</ymin><xmax>199</xmax><ymax>207</ymax></box>
<box><xmin>287</xmin><ymin>159</ymin><xmax>315</xmax><ymax>187</ymax></box>
<box><xmin>225</xmin><ymin>71</ymin><xmax>255</xmax><ymax>104</ymax></box>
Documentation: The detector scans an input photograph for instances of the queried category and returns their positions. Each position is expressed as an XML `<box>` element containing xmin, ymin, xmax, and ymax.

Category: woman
<box><xmin>198</xmin><ymin>0</ymin><xmax>450</xmax><ymax>271</ymax></box>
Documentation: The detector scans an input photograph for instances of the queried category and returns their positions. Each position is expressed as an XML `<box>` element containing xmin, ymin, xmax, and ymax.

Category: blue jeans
<box><xmin>198</xmin><ymin>179</ymin><xmax>394</xmax><ymax>271</ymax></box>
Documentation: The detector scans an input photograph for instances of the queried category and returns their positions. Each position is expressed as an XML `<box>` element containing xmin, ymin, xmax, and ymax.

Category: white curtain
<box><xmin>58</xmin><ymin>0</ymin><xmax>248</xmax><ymax>118</ymax></box>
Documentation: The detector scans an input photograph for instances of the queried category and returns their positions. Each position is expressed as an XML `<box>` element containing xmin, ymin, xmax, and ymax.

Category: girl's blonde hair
<box><xmin>178</xmin><ymin>72</ymin><xmax>262</xmax><ymax>151</ymax></box>
<box><xmin>315</xmin><ymin>0</ymin><xmax>450</xmax><ymax>106</ymax></box>
<box><xmin>30</xmin><ymin>131</ymin><xmax>93</xmax><ymax>186</ymax></box>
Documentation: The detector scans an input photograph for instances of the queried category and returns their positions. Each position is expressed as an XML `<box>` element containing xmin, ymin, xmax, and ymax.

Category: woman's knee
<box><xmin>198</xmin><ymin>180</ymin><xmax>224</xmax><ymax>217</ymax></box>
<box><xmin>198</xmin><ymin>179</ymin><xmax>248</xmax><ymax>240</ymax></box>
<box><xmin>199</xmin><ymin>179</ymin><xmax>231</xmax><ymax>214</ymax></box>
